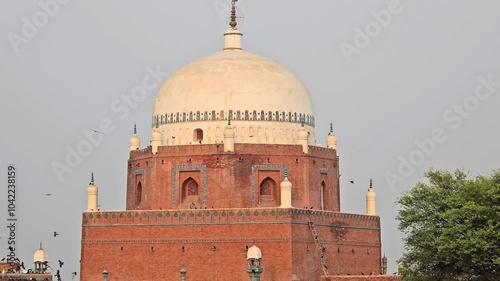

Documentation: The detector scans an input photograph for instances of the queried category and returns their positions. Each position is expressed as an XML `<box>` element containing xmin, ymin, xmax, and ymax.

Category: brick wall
<box><xmin>80</xmin><ymin>208</ymin><xmax>381</xmax><ymax>281</ymax></box>
<box><xmin>126</xmin><ymin>144</ymin><xmax>340</xmax><ymax>212</ymax></box>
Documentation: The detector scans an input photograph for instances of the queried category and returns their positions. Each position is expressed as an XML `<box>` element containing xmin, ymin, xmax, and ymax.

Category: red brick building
<box><xmin>80</xmin><ymin>3</ymin><xmax>399</xmax><ymax>281</ymax></box>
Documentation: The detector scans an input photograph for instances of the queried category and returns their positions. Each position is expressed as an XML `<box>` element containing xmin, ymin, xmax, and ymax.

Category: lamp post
<box><xmin>246</xmin><ymin>244</ymin><xmax>263</xmax><ymax>281</ymax></box>
<box><xmin>180</xmin><ymin>268</ymin><xmax>187</xmax><ymax>281</ymax></box>
<box><xmin>381</xmin><ymin>254</ymin><xmax>388</xmax><ymax>275</ymax></box>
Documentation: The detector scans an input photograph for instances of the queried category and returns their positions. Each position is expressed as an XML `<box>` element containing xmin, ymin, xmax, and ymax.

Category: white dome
<box><xmin>33</xmin><ymin>248</ymin><xmax>48</xmax><ymax>263</ymax></box>
<box><xmin>247</xmin><ymin>244</ymin><xmax>262</xmax><ymax>260</ymax></box>
<box><xmin>154</xmin><ymin>50</ymin><xmax>314</xmax><ymax>116</ymax></box>
<box><xmin>152</xmin><ymin>130</ymin><xmax>162</xmax><ymax>141</ymax></box>
<box><xmin>130</xmin><ymin>135</ymin><xmax>140</xmax><ymax>146</ymax></box>
<box><xmin>280</xmin><ymin>177</ymin><xmax>292</xmax><ymax>190</ymax></box>
<box><xmin>152</xmin><ymin>37</ymin><xmax>316</xmax><ymax>145</ymax></box>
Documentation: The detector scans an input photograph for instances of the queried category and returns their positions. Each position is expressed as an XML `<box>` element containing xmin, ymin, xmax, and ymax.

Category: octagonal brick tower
<box><xmin>80</xmin><ymin>3</ymin><xmax>392</xmax><ymax>280</ymax></box>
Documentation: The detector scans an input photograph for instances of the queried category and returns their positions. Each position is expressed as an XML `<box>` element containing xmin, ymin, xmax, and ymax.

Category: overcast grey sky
<box><xmin>1</xmin><ymin>0</ymin><xmax>500</xmax><ymax>279</ymax></box>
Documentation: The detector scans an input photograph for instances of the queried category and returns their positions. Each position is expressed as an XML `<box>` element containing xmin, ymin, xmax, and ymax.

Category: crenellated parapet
<box><xmin>309</xmin><ymin>146</ymin><xmax>338</xmax><ymax>158</ymax></box>
<box><xmin>129</xmin><ymin>146</ymin><xmax>152</xmax><ymax>157</ymax></box>
<box><xmin>129</xmin><ymin>143</ymin><xmax>339</xmax><ymax>159</ymax></box>
<box><xmin>152</xmin><ymin>110</ymin><xmax>315</xmax><ymax>127</ymax></box>
<box><xmin>82</xmin><ymin>208</ymin><xmax>379</xmax><ymax>229</ymax></box>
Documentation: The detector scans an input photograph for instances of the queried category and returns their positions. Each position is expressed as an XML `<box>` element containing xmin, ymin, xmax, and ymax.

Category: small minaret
<box><xmin>381</xmin><ymin>254</ymin><xmax>388</xmax><ymax>275</ymax></box>
<box><xmin>87</xmin><ymin>173</ymin><xmax>98</xmax><ymax>212</ymax></box>
<box><xmin>33</xmin><ymin>243</ymin><xmax>49</xmax><ymax>273</ymax></box>
<box><xmin>151</xmin><ymin>117</ymin><xmax>162</xmax><ymax>154</ymax></box>
<box><xmin>280</xmin><ymin>168</ymin><xmax>292</xmax><ymax>208</ymax></box>
<box><xmin>326</xmin><ymin>122</ymin><xmax>337</xmax><ymax>149</ymax></box>
<box><xmin>246</xmin><ymin>243</ymin><xmax>264</xmax><ymax>281</ymax></box>
<box><xmin>366</xmin><ymin>179</ymin><xmax>376</xmax><ymax>216</ymax></box>
<box><xmin>298</xmin><ymin>116</ymin><xmax>308</xmax><ymax>153</ymax></box>
<box><xmin>224</xmin><ymin>0</ymin><xmax>243</xmax><ymax>50</ymax></box>
<box><xmin>130</xmin><ymin>124</ymin><xmax>141</xmax><ymax>151</ymax></box>
<box><xmin>224</xmin><ymin>115</ymin><xmax>235</xmax><ymax>152</ymax></box>
<box><xmin>102</xmin><ymin>269</ymin><xmax>109</xmax><ymax>281</ymax></box>
<box><xmin>180</xmin><ymin>268</ymin><xmax>187</xmax><ymax>281</ymax></box>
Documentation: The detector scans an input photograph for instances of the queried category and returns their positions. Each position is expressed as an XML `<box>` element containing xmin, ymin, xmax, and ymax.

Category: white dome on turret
<box><xmin>246</xmin><ymin>244</ymin><xmax>262</xmax><ymax>260</ymax></box>
<box><xmin>33</xmin><ymin>245</ymin><xmax>48</xmax><ymax>263</ymax></box>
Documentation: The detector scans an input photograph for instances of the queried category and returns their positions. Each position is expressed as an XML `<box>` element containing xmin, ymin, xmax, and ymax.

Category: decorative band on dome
<box><xmin>152</xmin><ymin>109</ymin><xmax>315</xmax><ymax>128</ymax></box>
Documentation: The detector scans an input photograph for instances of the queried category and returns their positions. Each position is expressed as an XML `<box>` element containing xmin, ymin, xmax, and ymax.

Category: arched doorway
<box><xmin>181</xmin><ymin>177</ymin><xmax>199</xmax><ymax>207</ymax></box>
<box><xmin>259</xmin><ymin>177</ymin><xmax>278</xmax><ymax>207</ymax></box>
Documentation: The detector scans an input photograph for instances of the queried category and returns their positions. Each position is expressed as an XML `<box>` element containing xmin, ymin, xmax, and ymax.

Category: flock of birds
<box><xmin>31</xmin><ymin>193</ymin><xmax>78</xmax><ymax>280</ymax></box>
<box><xmin>51</xmin><ymin>231</ymin><xmax>77</xmax><ymax>281</ymax></box>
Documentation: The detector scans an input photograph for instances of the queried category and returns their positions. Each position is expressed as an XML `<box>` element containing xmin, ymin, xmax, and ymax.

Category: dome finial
<box><xmin>370</xmin><ymin>178</ymin><xmax>373</xmax><ymax>189</ymax></box>
<box><xmin>284</xmin><ymin>167</ymin><xmax>288</xmax><ymax>178</ymax></box>
<box><xmin>39</xmin><ymin>242</ymin><xmax>43</xmax><ymax>250</ymax></box>
<box><xmin>300</xmin><ymin>115</ymin><xmax>305</xmax><ymax>127</ymax></box>
<box><xmin>228</xmin><ymin>114</ymin><xmax>232</xmax><ymax>126</ymax></box>
<box><xmin>229</xmin><ymin>0</ymin><xmax>238</xmax><ymax>29</ymax></box>
<box><xmin>330</xmin><ymin>122</ymin><xmax>333</xmax><ymax>133</ymax></box>
<box><xmin>90</xmin><ymin>172</ymin><xmax>94</xmax><ymax>185</ymax></box>
<box><xmin>134</xmin><ymin>124</ymin><xmax>137</xmax><ymax>134</ymax></box>
<box><xmin>155</xmin><ymin>116</ymin><xmax>160</xmax><ymax>129</ymax></box>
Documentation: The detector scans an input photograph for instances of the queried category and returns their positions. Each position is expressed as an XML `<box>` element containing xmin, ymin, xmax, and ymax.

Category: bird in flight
<box><xmin>58</xmin><ymin>260</ymin><xmax>64</xmax><ymax>268</ymax></box>
<box><xmin>90</xmin><ymin>129</ymin><xmax>102</xmax><ymax>134</ymax></box>
<box><xmin>72</xmin><ymin>272</ymin><xmax>77</xmax><ymax>276</ymax></box>
<box><xmin>349</xmin><ymin>180</ymin><xmax>354</xmax><ymax>184</ymax></box>
<box><xmin>53</xmin><ymin>231</ymin><xmax>59</xmax><ymax>237</ymax></box>
<box><xmin>45</xmin><ymin>193</ymin><xmax>52</xmax><ymax>196</ymax></box>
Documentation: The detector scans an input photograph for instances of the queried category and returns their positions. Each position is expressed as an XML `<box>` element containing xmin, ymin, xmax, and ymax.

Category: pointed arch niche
<box><xmin>251</xmin><ymin>164</ymin><xmax>287</xmax><ymax>207</ymax></box>
<box><xmin>259</xmin><ymin>177</ymin><xmax>278</xmax><ymax>207</ymax></box>
<box><xmin>320</xmin><ymin>180</ymin><xmax>326</xmax><ymax>210</ymax></box>
<box><xmin>136</xmin><ymin>182</ymin><xmax>142</xmax><ymax>206</ymax></box>
<box><xmin>134</xmin><ymin>173</ymin><xmax>143</xmax><ymax>208</ymax></box>
<box><xmin>181</xmin><ymin>177</ymin><xmax>200</xmax><ymax>207</ymax></box>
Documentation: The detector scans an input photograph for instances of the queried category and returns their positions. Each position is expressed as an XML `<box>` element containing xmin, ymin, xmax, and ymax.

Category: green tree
<box><xmin>397</xmin><ymin>169</ymin><xmax>500</xmax><ymax>281</ymax></box>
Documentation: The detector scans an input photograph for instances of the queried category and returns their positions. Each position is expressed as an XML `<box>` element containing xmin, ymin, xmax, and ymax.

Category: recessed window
<box><xmin>193</xmin><ymin>128</ymin><xmax>203</xmax><ymax>143</ymax></box>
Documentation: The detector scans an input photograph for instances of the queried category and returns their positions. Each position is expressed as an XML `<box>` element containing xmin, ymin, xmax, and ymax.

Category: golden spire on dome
<box><xmin>223</xmin><ymin>0</ymin><xmax>243</xmax><ymax>50</ymax></box>
<box><xmin>229</xmin><ymin>0</ymin><xmax>238</xmax><ymax>29</ymax></box>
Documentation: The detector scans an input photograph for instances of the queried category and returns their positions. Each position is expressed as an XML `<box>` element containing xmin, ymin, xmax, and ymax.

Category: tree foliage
<box><xmin>397</xmin><ymin>169</ymin><xmax>500</xmax><ymax>281</ymax></box>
